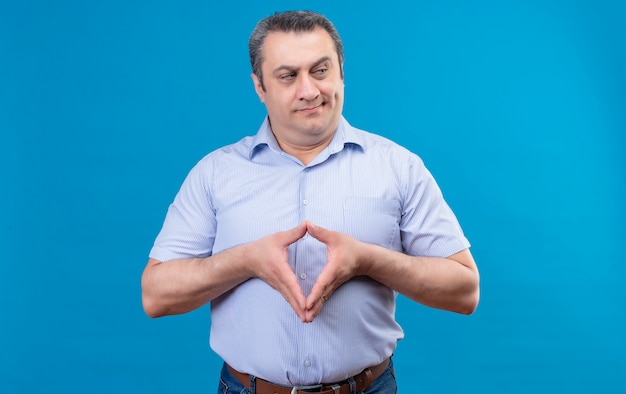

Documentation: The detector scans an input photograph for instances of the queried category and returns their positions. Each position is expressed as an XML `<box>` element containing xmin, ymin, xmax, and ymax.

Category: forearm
<box><xmin>362</xmin><ymin>245</ymin><xmax>480</xmax><ymax>314</ymax></box>
<box><xmin>141</xmin><ymin>244</ymin><xmax>252</xmax><ymax>318</ymax></box>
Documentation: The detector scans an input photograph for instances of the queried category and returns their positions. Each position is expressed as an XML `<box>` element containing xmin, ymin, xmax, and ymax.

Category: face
<box><xmin>252</xmin><ymin>27</ymin><xmax>344</xmax><ymax>155</ymax></box>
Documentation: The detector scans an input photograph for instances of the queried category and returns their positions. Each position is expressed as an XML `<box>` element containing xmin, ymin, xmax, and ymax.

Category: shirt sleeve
<box><xmin>149</xmin><ymin>156</ymin><xmax>217</xmax><ymax>262</ymax></box>
<box><xmin>400</xmin><ymin>153</ymin><xmax>470</xmax><ymax>258</ymax></box>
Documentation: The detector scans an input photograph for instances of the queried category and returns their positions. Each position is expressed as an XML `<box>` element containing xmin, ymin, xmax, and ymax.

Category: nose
<box><xmin>296</xmin><ymin>74</ymin><xmax>320</xmax><ymax>101</ymax></box>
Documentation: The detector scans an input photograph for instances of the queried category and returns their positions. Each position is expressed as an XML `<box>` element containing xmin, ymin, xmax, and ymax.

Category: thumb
<box><xmin>281</xmin><ymin>221</ymin><xmax>308</xmax><ymax>245</ymax></box>
<box><xmin>305</xmin><ymin>221</ymin><xmax>329</xmax><ymax>243</ymax></box>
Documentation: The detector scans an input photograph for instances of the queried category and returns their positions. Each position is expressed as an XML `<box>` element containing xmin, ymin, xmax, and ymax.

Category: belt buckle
<box><xmin>291</xmin><ymin>383</ymin><xmax>340</xmax><ymax>393</ymax></box>
<box><xmin>291</xmin><ymin>384</ymin><xmax>321</xmax><ymax>394</ymax></box>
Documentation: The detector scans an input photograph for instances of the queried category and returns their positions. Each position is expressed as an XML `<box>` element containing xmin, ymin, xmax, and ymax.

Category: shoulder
<box><xmin>175</xmin><ymin>135</ymin><xmax>256</xmax><ymax>192</ymax></box>
<box><xmin>345</xmin><ymin>122</ymin><xmax>425</xmax><ymax>168</ymax></box>
<box><xmin>194</xmin><ymin>135</ymin><xmax>255</xmax><ymax>167</ymax></box>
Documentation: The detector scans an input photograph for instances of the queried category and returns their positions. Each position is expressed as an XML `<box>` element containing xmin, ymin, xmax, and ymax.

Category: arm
<box><xmin>141</xmin><ymin>222</ymin><xmax>309</xmax><ymax>320</ymax></box>
<box><xmin>359</xmin><ymin>245</ymin><xmax>479</xmax><ymax>314</ymax></box>
<box><xmin>305</xmin><ymin>222</ymin><xmax>479</xmax><ymax>321</ymax></box>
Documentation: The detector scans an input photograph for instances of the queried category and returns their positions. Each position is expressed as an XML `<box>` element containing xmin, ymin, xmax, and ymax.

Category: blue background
<box><xmin>1</xmin><ymin>0</ymin><xmax>624</xmax><ymax>393</ymax></box>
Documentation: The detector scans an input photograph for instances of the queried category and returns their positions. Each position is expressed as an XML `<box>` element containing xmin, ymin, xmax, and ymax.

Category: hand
<box><xmin>247</xmin><ymin>222</ymin><xmax>309</xmax><ymax>322</ymax></box>
<box><xmin>304</xmin><ymin>221</ymin><xmax>369</xmax><ymax>322</ymax></box>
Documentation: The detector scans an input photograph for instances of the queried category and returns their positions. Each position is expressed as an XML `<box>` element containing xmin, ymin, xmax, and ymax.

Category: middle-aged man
<box><xmin>142</xmin><ymin>10</ymin><xmax>480</xmax><ymax>394</ymax></box>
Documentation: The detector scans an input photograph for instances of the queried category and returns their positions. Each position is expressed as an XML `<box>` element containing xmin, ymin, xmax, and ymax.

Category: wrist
<box><xmin>357</xmin><ymin>242</ymin><xmax>378</xmax><ymax>277</ymax></box>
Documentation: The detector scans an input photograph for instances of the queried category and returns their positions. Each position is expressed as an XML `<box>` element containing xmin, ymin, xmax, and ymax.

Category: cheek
<box><xmin>264</xmin><ymin>95</ymin><xmax>293</xmax><ymax>118</ymax></box>
<box><xmin>325</xmin><ymin>81</ymin><xmax>344</xmax><ymax>101</ymax></box>
<box><xmin>329</xmin><ymin>89</ymin><xmax>344</xmax><ymax>108</ymax></box>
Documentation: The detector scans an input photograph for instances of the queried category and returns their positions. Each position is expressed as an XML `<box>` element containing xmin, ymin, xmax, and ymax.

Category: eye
<box><xmin>313</xmin><ymin>67</ymin><xmax>328</xmax><ymax>76</ymax></box>
<box><xmin>279</xmin><ymin>72</ymin><xmax>296</xmax><ymax>81</ymax></box>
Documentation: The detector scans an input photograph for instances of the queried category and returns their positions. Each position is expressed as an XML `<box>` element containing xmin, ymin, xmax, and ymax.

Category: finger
<box><xmin>304</xmin><ymin>296</ymin><xmax>323</xmax><ymax>323</ymax></box>
<box><xmin>306</xmin><ymin>267</ymin><xmax>339</xmax><ymax>315</ymax></box>
<box><xmin>305</xmin><ymin>289</ymin><xmax>335</xmax><ymax>322</ymax></box>
<box><xmin>305</xmin><ymin>221</ymin><xmax>330</xmax><ymax>243</ymax></box>
<box><xmin>280</xmin><ymin>221</ymin><xmax>308</xmax><ymax>245</ymax></box>
<box><xmin>305</xmin><ymin>221</ymin><xmax>324</xmax><ymax>242</ymax></box>
<box><xmin>306</xmin><ymin>287</ymin><xmax>331</xmax><ymax>315</ymax></box>
<box><xmin>277</xmin><ymin>272</ymin><xmax>308</xmax><ymax>322</ymax></box>
<box><xmin>285</xmin><ymin>291</ymin><xmax>307</xmax><ymax>323</ymax></box>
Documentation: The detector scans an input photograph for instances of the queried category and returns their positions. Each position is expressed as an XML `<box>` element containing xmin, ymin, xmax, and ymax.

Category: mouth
<box><xmin>297</xmin><ymin>102</ymin><xmax>324</xmax><ymax>112</ymax></box>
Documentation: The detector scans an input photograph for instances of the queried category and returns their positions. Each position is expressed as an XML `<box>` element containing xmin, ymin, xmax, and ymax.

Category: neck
<box><xmin>274</xmin><ymin>133</ymin><xmax>334</xmax><ymax>166</ymax></box>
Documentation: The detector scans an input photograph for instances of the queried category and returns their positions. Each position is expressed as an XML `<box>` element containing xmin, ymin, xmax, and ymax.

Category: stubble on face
<box><xmin>253</xmin><ymin>28</ymin><xmax>344</xmax><ymax>162</ymax></box>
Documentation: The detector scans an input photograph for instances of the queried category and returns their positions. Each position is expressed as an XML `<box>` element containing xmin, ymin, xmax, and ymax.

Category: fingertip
<box><xmin>303</xmin><ymin>310</ymin><xmax>313</xmax><ymax>323</ymax></box>
<box><xmin>306</xmin><ymin>222</ymin><xmax>318</xmax><ymax>237</ymax></box>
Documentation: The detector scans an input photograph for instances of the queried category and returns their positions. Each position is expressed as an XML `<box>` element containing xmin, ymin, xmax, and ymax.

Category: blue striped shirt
<box><xmin>149</xmin><ymin>116</ymin><xmax>470</xmax><ymax>385</ymax></box>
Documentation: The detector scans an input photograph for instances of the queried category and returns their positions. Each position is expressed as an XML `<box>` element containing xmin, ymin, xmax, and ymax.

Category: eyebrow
<box><xmin>271</xmin><ymin>56</ymin><xmax>332</xmax><ymax>75</ymax></box>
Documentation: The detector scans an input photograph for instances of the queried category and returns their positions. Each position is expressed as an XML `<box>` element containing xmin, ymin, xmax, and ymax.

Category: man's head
<box><xmin>248</xmin><ymin>11</ymin><xmax>345</xmax><ymax>163</ymax></box>
<box><xmin>249</xmin><ymin>10</ymin><xmax>344</xmax><ymax>92</ymax></box>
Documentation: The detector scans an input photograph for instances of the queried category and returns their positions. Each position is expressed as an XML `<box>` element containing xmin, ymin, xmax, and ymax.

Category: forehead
<box><xmin>261</xmin><ymin>27</ymin><xmax>338</xmax><ymax>69</ymax></box>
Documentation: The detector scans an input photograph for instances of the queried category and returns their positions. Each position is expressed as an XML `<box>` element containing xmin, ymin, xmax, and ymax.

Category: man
<box><xmin>142</xmin><ymin>10</ymin><xmax>479</xmax><ymax>394</ymax></box>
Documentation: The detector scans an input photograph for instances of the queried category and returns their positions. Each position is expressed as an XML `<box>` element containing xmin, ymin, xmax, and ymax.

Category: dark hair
<box><xmin>249</xmin><ymin>10</ymin><xmax>344</xmax><ymax>90</ymax></box>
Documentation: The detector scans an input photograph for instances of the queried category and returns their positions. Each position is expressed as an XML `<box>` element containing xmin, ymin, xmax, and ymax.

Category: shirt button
<box><xmin>303</xmin><ymin>199</ymin><xmax>309</xmax><ymax>205</ymax></box>
<box><xmin>304</xmin><ymin>359</ymin><xmax>311</xmax><ymax>367</ymax></box>
<box><xmin>300</xmin><ymin>273</ymin><xmax>307</xmax><ymax>280</ymax></box>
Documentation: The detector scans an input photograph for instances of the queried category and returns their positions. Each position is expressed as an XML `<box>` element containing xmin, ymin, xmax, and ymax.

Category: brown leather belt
<box><xmin>227</xmin><ymin>357</ymin><xmax>390</xmax><ymax>394</ymax></box>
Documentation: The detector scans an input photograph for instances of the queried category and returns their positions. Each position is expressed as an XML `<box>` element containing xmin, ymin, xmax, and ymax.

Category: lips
<box><xmin>297</xmin><ymin>102</ymin><xmax>324</xmax><ymax>112</ymax></box>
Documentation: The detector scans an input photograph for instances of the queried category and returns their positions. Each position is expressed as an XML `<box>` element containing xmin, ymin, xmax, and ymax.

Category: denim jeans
<box><xmin>217</xmin><ymin>359</ymin><xmax>397</xmax><ymax>394</ymax></box>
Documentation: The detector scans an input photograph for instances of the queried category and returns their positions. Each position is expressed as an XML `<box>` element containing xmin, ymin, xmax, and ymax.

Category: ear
<box><xmin>251</xmin><ymin>73</ymin><xmax>266</xmax><ymax>103</ymax></box>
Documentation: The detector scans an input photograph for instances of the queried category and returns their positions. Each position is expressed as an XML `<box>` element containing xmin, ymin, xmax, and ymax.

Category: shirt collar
<box><xmin>248</xmin><ymin>116</ymin><xmax>364</xmax><ymax>160</ymax></box>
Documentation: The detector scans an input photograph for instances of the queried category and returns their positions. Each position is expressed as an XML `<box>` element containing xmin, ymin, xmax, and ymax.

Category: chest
<box><xmin>210</xmin><ymin>153</ymin><xmax>404</xmax><ymax>253</ymax></box>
